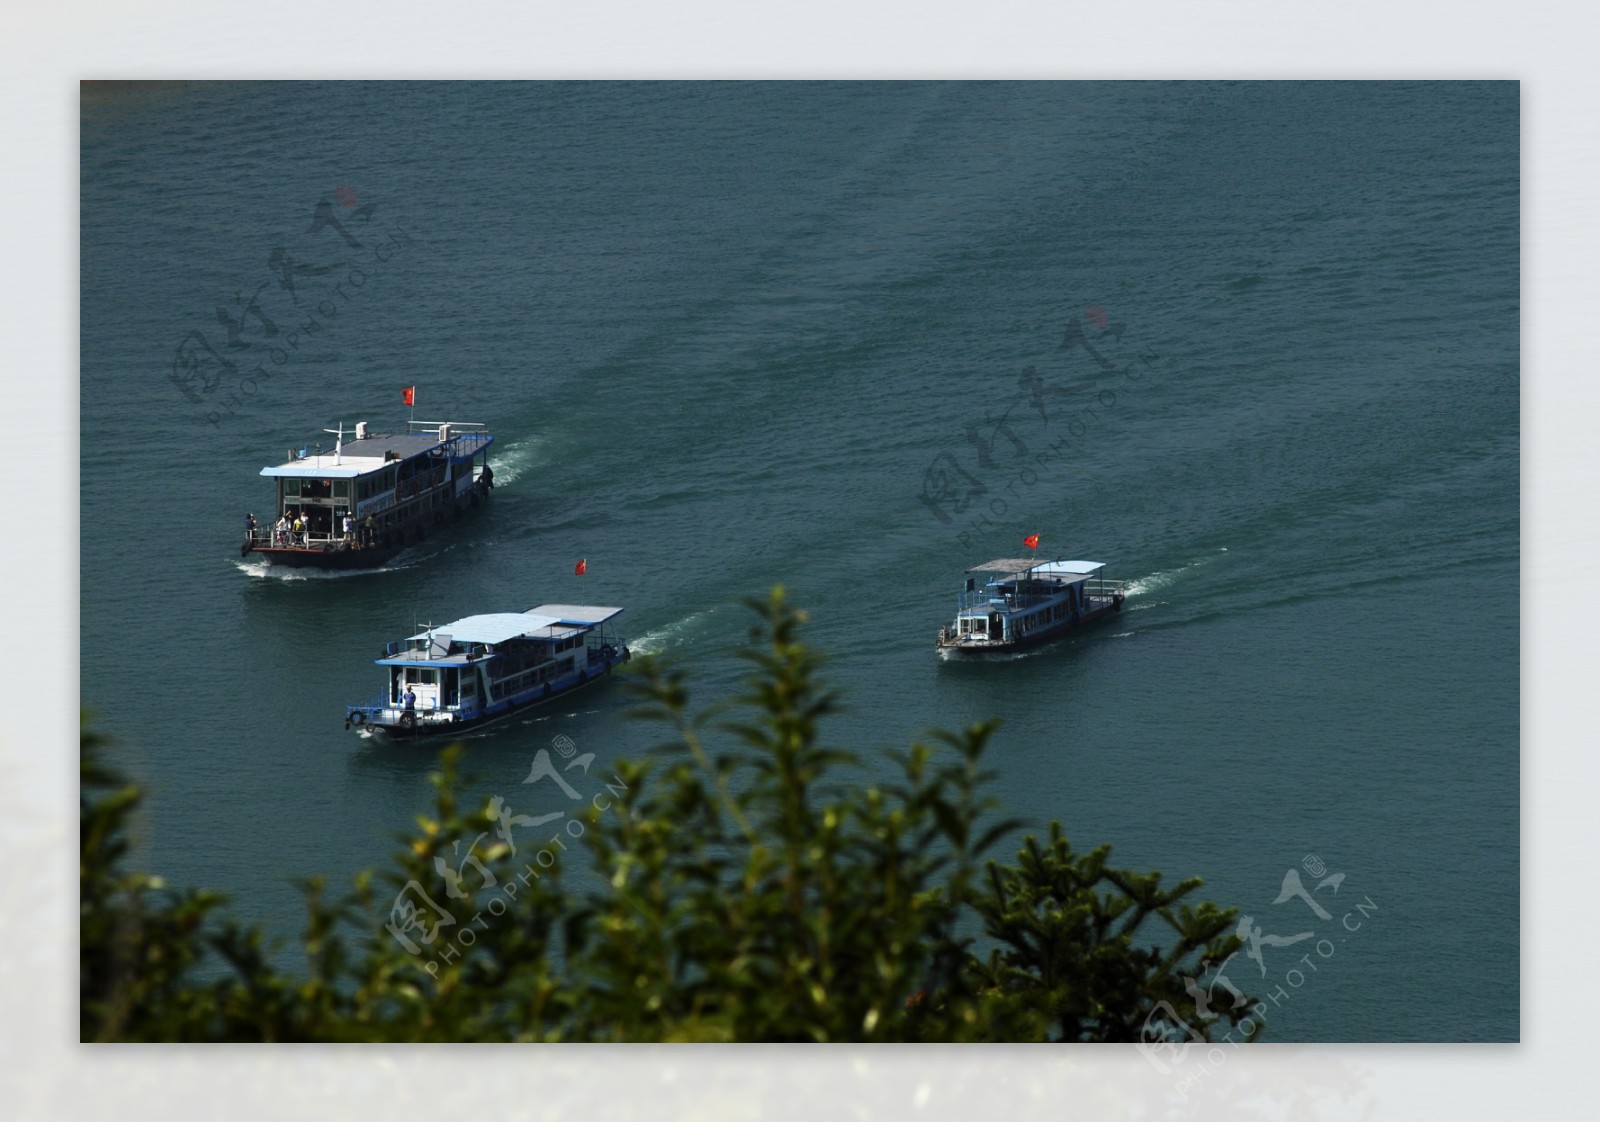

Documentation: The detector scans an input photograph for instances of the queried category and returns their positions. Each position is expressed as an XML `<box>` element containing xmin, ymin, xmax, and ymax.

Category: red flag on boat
<box><xmin>575</xmin><ymin>559</ymin><xmax>587</xmax><ymax>576</ymax></box>
<box><xmin>402</xmin><ymin>386</ymin><xmax>415</xmax><ymax>406</ymax></box>
<box><xmin>1023</xmin><ymin>534</ymin><xmax>1040</xmax><ymax>549</ymax></box>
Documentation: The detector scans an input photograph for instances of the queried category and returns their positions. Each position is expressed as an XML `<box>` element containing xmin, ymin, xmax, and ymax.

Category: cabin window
<box><xmin>283</xmin><ymin>479</ymin><xmax>302</xmax><ymax>497</ymax></box>
<box><xmin>333</xmin><ymin>480</ymin><xmax>349</xmax><ymax>499</ymax></box>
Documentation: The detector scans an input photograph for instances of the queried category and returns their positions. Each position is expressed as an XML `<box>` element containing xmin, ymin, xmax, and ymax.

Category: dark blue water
<box><xmin>79</xmin><ymin>80</ymin><xmax>1518</xmax><ymax>1041</ymax></box>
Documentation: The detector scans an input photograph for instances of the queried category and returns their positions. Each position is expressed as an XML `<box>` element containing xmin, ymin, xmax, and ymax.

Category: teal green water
<box><xmin>79</xmin><ymin>81</ymin><xmax>1518</xmax><ymax>1040</ymax></box>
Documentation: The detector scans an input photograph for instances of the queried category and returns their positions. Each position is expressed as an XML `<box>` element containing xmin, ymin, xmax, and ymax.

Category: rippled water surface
<box><xmin>80</xmin><ymin>81</ymin><xmax>1518</xmax><ymax>1040</ymax></box>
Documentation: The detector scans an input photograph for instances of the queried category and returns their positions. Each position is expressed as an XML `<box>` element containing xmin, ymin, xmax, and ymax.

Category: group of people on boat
<box><xmin>247</xmin><ymin>509</ymin><xmax>382</xmax><ymax>549</ymax></box>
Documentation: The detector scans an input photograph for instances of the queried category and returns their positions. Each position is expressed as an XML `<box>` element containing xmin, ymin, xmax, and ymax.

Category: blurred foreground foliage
<box><xmin>82</xmin><ymin>589</ymin><xmax>1257</xmax><ymax>1043</ymax></box>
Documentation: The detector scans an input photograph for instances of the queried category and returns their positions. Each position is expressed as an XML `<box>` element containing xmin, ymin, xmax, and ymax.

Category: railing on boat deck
<box><xmin>449</xmin><ymin>432</ymin><xmax>492</xmax><ymax>456</ymax></box>
<box><xmin>346</xmin><ymin>692</ymin><xmax>391</xmax><ymax>718</ymax></box>
<box><xmin>246</xmin><ymin>528</ymin><xmax>374</xmax><ymax>550</ymax></box>
<box><xmin>346</xmin><ymin>691</ymin><xmax>460</xmax><ymax>721</ymax></box>
<box><xmin>954</xmin><ymin>578</ymin><xmax>1127</xmax><ymax>615</ymax></box>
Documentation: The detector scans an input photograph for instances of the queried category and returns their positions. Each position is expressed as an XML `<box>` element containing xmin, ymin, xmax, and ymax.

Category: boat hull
<box><xmin>348</xmin><ymin>646</ymin><xmax>628</xmax><ymax>740</ymax></box>
<box><xmin>936</xmin><ymin>598</ymin><xmax>1122</xmax><ymax>654</ymax></box>
<box><xmin>251</xmin><ymin>542</ymin><xmax>405</xmax><ymax>569</ymax></box>
<box><xmin>242</xmin><ymin>484</ymin><xmax>488</xmax><ymax>571</ymax></box>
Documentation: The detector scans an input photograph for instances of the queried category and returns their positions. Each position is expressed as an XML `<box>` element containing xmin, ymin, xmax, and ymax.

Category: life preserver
<box><xmin>352</xmin><ymin>711</ymin><xmax>365</xmax><ymax>726</ymax></box>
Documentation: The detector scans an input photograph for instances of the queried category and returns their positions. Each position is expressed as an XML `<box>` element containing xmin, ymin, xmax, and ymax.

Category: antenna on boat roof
<box><xmin>324</xmin><ymin>421</ymin><xmax>345</xmax><ymax>465</ymax></box>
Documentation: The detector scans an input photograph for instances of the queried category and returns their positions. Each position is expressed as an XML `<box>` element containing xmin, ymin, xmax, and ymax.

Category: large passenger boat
<box><xmin>936</xmin><ymin>557</ymin><xmax>1126</xmax><ymax>654</ymax></box>
<box><xmin>345</xmin><ymin>604</ymin><xmax>629</xmax><ymax>738</ymax></box>
<box><xmin>240</xmin><ymin>419</ymin><xmax>494</xmax><ymax>570</ymax></box>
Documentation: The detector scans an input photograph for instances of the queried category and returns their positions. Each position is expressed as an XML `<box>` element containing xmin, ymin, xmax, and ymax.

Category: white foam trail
<box><xmin>234</xmin><ymin>561</ymin><xmax>408</xmax><ymax>580</ymax></box>
<box><xmin>488</xmin><ymin>435</ymin><xmax>548</xmax><ymax>487</ymax></box>
<box><xmin>234</xmin><ymin>551</ymin><xmax>420</xmax><ymax>580</ymax></box>
<box><xmin>629</xmin><ymin>609</ymin><xmax>716</xmax><ymax>656</ymax></box>
<box><xmin>1123</xmin><ymin>557</ymin><xmax>1212</xmax><ymax>598</ymax></box>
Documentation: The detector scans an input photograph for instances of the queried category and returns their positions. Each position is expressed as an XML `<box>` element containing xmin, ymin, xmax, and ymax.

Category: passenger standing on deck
<box><xmin>244</xmin><ymin>512</ymin><xmax>256</xmax><ymax>542</ymax></box>
<box><xmin>362</xmin><ymin>514</ymin><xmax>375</xmax><ymax>547</ymax></box>
<box><xmin>292</xmin><ymin>513</ymin><xmax>305</xmax><ymax>546</ymax></box>
<box><xmin>343</xmin><ymin>513</ymin><xmax>354</xmax><ymax>542</ymax></box>
<box><xmin>275</xmin><ymin>513</ymin><xmax>288</xmax><ymax>545</ymax></box>
<box><xmin>403</xmin><ymin>686</ymin><xmax>416</xmax><ymax>713</ymax></box>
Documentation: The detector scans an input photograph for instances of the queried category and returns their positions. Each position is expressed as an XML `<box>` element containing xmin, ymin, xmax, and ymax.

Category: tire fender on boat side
<box><xmin>399</xmin><ymin>711</ymin><xmax>416</xmax><ymax>730</ymax></box>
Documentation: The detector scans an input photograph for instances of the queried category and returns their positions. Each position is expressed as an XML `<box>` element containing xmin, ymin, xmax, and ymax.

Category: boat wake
<box><xmin>487</xmin><ymin>435</ymin><xmax>548</xmax><ymax>488</ymax></box>
<box><xmin>937</xmin><ymin>643</ymin><xmax>1059</xmax><ymax>664</ymax></box>
<box><xmin>234</xmin><ymin>556</ymin><xmax>419</xmax><ymax>580</ymax></box>
<box><xmin>629</xmin><ymin>608</ymin><xmax>719</xmax><ymax>656</ymax></box>
<box><xmin>1122</xmin><ymin>550</ymin><xmax>1226</xmax><ymax>605</ymax></box>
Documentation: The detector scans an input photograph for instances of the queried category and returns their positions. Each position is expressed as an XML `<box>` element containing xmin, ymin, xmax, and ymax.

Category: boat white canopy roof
<box><xmin>967</xmin><ymin>558</ymin><xmax>1105</xmax><ymax>576</ymax></box>
<box><xmin>260</xmin><ymin>433</ymin><xmax>453</xmax><ymax>478</ymax></box>
<box><xmin>528</xmin><ymin>604</ymin><xmax>626</xmax><ymax>627</ymax></box>
<box><xmin>406</xmin><ymin>605</ymin><xmax>625</xmax><ymax>646</ymax></box>
<box><xmin>1032</xmin><ymin>560</ymin><xmax>1105</xmax><ymax>577</ymax></box>
<box><xmin>409</xmin><ymin>613</ymin><xmax>563</xmax><ymax>644</ymax></box>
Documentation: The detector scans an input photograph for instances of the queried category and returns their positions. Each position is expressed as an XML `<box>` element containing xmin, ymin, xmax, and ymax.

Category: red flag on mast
<box><xmin>575</xmin><ymin>559</ymin><xmax>587</xmax><ymax>576</ymax></box>
<box><xmin>402</xmin><ymin>386</ymin><xmax>415</xmax><ymax>406</ymax></box>
<box><xmin>1023</xmin><ymin>534</ymin><xmax>1040</xmax><ymax>550</ymax></box>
